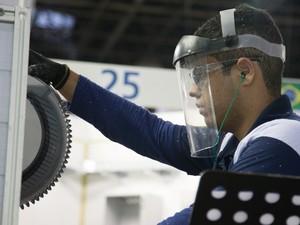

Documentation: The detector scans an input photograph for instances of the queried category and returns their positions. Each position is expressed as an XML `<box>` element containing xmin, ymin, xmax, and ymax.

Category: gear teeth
<box><xmin>21</xmin><ymin>91</ymin><xmax>72</xmax><ymax>209</ymax></box>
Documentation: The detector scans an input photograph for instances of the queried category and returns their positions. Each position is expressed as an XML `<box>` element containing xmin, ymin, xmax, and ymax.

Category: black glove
<box><xmin>28</xmin><ymin>49</ymin><xmax>70</xmax><ymax>89</ymax></box>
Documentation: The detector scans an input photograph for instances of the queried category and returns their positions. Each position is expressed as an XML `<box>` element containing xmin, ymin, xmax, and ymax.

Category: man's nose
<box><xmin>189</xmin><ymin>84</ymin><xmax>201</xmax><ymax>98</ymax></box>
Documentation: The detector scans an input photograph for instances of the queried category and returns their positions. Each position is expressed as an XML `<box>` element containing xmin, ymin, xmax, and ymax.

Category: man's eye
<box><xmin>192</xmin><ymin>67</ymin><xmax>205</xmax><ymax>84</ymax></box>
<box><xmin>192</xmin><ymin>73</ymin><xmax>200</xmax><ymax>84</ymax></box>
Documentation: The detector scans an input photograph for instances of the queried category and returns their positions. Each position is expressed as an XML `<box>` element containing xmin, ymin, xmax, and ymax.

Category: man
<box><xmin>28</xmin><ymin>4</ymin><xmax>300</xmax><ymax>225</ymax></box>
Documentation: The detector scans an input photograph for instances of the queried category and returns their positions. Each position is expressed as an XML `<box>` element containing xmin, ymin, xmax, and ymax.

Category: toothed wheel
<box><xmin>20</xmin><ymin>76</ymin><xmax>72</xmax><ymax>209</ymax></box>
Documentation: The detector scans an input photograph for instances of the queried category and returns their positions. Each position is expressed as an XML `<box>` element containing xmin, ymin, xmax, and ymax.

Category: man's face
<box><xmin>189</xmin><ymin>57</ymin><xmax>237</xmax><ymax>130</ymax></box>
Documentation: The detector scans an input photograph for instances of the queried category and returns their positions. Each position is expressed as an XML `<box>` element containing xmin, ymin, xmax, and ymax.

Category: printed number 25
<box><xmin>101</xmin><ymin>69</ymin><xmax>139</xmax><ymax>99</ymax></box>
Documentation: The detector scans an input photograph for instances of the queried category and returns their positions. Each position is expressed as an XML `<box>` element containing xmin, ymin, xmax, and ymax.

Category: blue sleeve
<box><xmin>230</xmin><ymin>137</ymin><xmax>300</xmax><ymax>176</ymax></box>
<box><xmin>157</xmin><ymin>207</ymin><xmax>193</xmax><ymax>225</ymax></box>
<box><xmin>70</xmin><ymin>76</ymin><xmax>212</xmax><ymax>174</ymax></box>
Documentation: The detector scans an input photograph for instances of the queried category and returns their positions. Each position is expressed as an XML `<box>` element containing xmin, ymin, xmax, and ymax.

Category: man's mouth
<box><xmin>196</xmin><ymin>103</ymin><xmax>207</xmax><ymax>116</ymax></box>
<box><xmin>199</xmin><ymin>109</ymin><xmax>208</xmax><ymax>117</ymax></box>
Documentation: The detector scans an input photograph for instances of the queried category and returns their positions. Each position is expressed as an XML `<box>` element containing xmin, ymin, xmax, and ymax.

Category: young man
<box><xmin>29</xmin><ymin>4</ymin><xmax>300</xmax><ymax>225</ymax></box>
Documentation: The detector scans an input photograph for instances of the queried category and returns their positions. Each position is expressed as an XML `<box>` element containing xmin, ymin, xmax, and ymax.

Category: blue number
<box><xmin>101</xmin><ymin>69</ymin><xmax>139</xmax><ymax>99</ymax></box>
<box><xmin>102</xmin><ymin>69</ymin><xmax>117</xmax><ymax>90</ymax></box>
<box><xmin>123</xmin><ymin>71</ymin><xmax>139</xmax><ymax>99</ymax></box>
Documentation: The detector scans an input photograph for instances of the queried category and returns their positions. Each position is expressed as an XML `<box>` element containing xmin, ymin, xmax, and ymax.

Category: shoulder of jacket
<box><xmin>233</xmin><ymin>118</ymin><xmax>300</xmax><ymax>163</ymax></box>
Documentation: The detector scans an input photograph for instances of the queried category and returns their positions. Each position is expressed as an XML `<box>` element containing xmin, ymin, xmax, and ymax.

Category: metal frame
<box><xmin>0</xmin><ymin>4</ymin><xmax>30</xmax><ymax>225</ymax></box>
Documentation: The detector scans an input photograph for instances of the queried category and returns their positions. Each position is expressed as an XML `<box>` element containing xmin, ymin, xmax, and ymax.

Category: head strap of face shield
<box><xmin>173</xmin><ymin>8</ymin><xmax>286</xmax><ymax>65</ymax></box>
<box><xmin>220</xmin><ymin>8</ymin><xmax>236</xmax><ymax>37</ymax></box>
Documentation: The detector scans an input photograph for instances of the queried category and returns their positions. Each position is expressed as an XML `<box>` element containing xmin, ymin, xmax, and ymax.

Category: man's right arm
<box><xmin>68</xmin><ymin>75</ymin><xmax>212</xmax><ymax>174</ymax></box>
<box><xmin>28</xmin><ymin>50</ymin><xmax>212</xmax><ymax>174</ymax></box>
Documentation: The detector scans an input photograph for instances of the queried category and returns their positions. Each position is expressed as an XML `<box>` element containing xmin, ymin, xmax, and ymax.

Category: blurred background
<box><xmin>18</xmin><ymin>1</ymin><xmax>300</xmax><ymax>225</ymax></box>
<box><xmin>30</xmin><ymin>0</ymin><xmax>300</xmax><ymax>78</ymax></box>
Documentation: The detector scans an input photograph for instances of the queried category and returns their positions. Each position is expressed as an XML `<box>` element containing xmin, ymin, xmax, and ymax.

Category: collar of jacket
<box><xmin>215</xmin><ymin>94</ymin><xmax>294</xmax><ymax>170</ymax></box>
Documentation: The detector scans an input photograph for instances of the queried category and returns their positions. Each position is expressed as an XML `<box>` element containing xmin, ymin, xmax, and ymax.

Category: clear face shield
<box><xmin>175</xmin><ymin>56</ymin><xmax>220</xmax><ymax>157</ymax></box>
<box><xmin>173</xmin><ymin>8</ymin><xmax>286</xmax><ymax>158</ymax></box>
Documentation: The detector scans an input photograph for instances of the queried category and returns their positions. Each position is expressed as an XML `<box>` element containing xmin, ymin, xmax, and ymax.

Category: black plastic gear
<box><xmin>20</xmin><ymin>76</ymin><xmax>72</xmax><ymax>209</ymax></box>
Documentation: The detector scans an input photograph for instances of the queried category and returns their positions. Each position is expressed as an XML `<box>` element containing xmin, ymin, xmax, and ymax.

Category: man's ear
<box><xmin>236</xmin><ymin>57</ymin><xmax>257</xmax><ymax>85</ymax></box>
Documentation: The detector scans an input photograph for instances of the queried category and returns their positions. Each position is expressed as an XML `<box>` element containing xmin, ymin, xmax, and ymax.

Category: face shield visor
<box><xmin>173</xmin><ymin>8</ymin><xmax>286</xmax><ymax>158</ymax></box>
<box><xmin>175</xmin><ymin>56</ymin><xmax>221</xmax><ymax>158</ymax></box>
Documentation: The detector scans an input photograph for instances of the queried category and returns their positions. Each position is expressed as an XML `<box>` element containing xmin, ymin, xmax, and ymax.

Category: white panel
<box><xmin>140</xmin><ymin>195</ymin><xmax>163</xmax><ymax>225</ymax></box>
<box><xmin>0</xmin><ymin>1</ymin><xmax>33</xmax><ymax>7</ymax></box>
<box><xmin>1</xmin><ymin>5</ymin><xmax>30</xmax><ymax>225</ymax></box>
<box><xmin>57</xmin><ymin>59</ymin><xmax>181</xmax><ymax>109</ymax></box>
<box><xmin>0</xmin><ymin>175</ymin><xmax>4</xmax><ymax>221</ymax></box>
<box><xmin>0</xmin><ymin>22</ymin><xmax>13</xmax><ymax>71</ymax></box>
<box><xmin>0</xmin><ymin>1</ymin><xmax>18</xmax><ymax>5</ymax></box>
<box><xmin>106</xmin><ymin>196</ymin><xmax>140</xmax><ymax>225</ymax></box>
<box><xmin>0</xmin><ymin>22</ymin><xmax>12</xmax><ymax>124</ymax></box>
<box><xmin>0</xmin><ymin>71</ymin><xmax>11</xmax><ymax>123</ymax></box>
<box><xmin>0</xmin><ymin>13</ymin><xmax>12</xmax><ymax>225</ymax></box>
<box><xmin>0</xmin><ymin>123</ymin><xmax>8</xmax><ymax>175</ymax></box>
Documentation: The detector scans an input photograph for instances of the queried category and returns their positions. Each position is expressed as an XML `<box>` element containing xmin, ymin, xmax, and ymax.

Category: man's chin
<box><xmin>204</xmin><ymin>117</ymin><xmax>215</xmax><ymax>128</ymax></box>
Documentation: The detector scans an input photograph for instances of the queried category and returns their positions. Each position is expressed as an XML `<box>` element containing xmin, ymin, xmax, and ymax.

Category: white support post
<box><xmin>0</xmin><ymin>4</ymin><xmax>30</xmax><ymax>225</ymax></box>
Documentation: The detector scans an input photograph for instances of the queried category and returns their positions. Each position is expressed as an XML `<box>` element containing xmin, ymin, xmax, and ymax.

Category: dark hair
<box><xmin>194</xmin><ymin>4</ymin><xmax>284</xmax><ymax>97</ymax></box>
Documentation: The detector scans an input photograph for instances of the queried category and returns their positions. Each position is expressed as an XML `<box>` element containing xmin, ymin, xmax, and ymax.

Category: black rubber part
<box><xmin>20</xmin><ymin>76</ymin><xmax>72</xmax><ymax>209</ymax></box>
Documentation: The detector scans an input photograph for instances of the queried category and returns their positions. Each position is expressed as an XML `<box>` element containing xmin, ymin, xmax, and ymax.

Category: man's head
<box><xmin>173</xmin><ymin>4</ymin><xmax>286</xmax><ymax>157</ymax></box>
<box><xmin>194</xmin><ymin>3</ymin><xmax>284</xmax><ymax>97</ymax></box>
